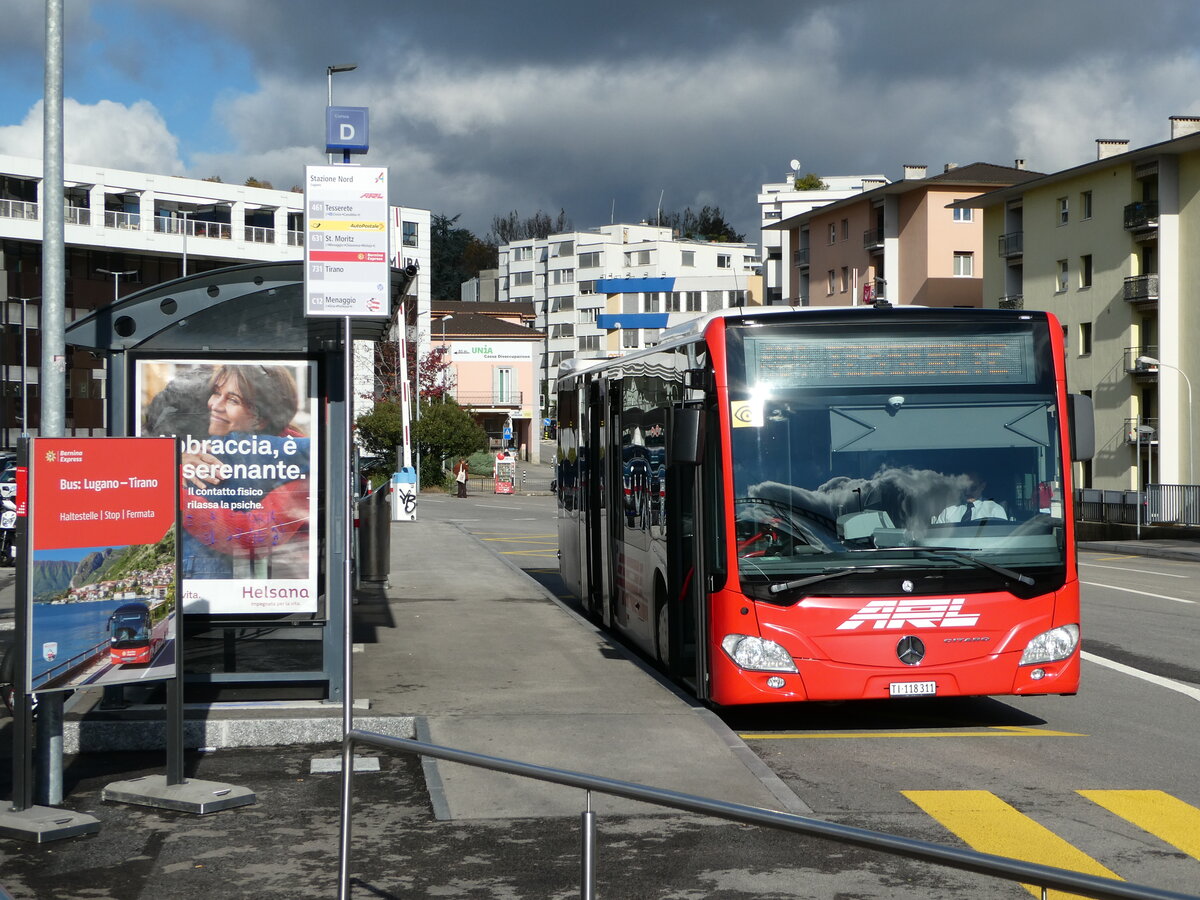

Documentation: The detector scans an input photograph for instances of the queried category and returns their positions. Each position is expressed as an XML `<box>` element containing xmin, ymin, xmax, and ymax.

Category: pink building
<box><xmin>433</xmin><ymin>301</ymin><xmax>545</xmax><ymax>462</ymax></box>
<box><xmin>771</xmin><ymin>162</ymin><xmax>1039</xmax><ymax>307</ymax></box>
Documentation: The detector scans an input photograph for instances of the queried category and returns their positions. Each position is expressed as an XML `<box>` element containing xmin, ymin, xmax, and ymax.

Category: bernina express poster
<box><xmin>27</xmin><ymin>437</ymin><xmax>179</xmax><ymax>692</ymax></box>
<box><xmin>135</xmin><ymin>359</ymin><xmax>319</xmax><ymax>615</ymax></box>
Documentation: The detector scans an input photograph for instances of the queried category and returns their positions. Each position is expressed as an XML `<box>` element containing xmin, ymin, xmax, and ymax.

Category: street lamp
<box><xmin>1136</xmin><ymin>355</ymin><xmax>1193</xmax><ymax>485</ymax></box>
<box><xmin>440</xmin><ymin>315</ymin><xmax>453</xmax><ymax>402</ymax></box>
<box><xmin>97</xmin><ymin>268</ymin><xmax>137</xmax><ymax>303</ymax></box>
<box><xmin>326</xmin><ymin>64</ymin><xmax>357</xmax><ymax>164</ymax></box>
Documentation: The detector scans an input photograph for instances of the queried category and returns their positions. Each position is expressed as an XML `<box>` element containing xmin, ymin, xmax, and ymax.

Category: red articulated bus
<box><xmin>108</xmin><ymin>601</ymin><xmax>162</xmax><ymax>666</ymax></box>
<box><xmin>556</xmin><ymin>305</ymin><xmax>1094</xmax><ymax>707</ymax></box>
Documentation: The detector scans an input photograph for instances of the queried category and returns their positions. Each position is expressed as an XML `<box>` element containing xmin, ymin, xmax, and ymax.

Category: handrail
<box><xmin>341</xmin><ymin>728</ymin><xmax>1199</xmax><ymax>900</ymax></box>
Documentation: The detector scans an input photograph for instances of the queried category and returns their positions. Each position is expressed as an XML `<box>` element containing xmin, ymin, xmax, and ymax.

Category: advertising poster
<box><xmin>135</xmin><ymin>359</ymin><xmax>319</xmax><ymax>615</ymax></box>
<box><xmin>27</xmin><ymin>437</ymin><xmax>178</xmax><ymax>693</ymax></box>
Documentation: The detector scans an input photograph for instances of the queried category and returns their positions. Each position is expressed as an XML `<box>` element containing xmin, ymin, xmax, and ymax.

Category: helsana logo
<box><xmin>836</xmin><ymin>598</ymin><xmax>979</xmax><ymax>631</ymax></box>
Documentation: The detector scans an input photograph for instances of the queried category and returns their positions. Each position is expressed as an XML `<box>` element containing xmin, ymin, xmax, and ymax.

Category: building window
<box><xmin>686</xmin><ymin>291</ymin><xmax>702</xmax><ymax>311</ymax></box>
<box><xmin>622</xmin><ymin>329</ymin><xmax>640</xmax><ymax>349</ymax></box>
<box><xmin>828</xmin><ymin>223</ymin><xmax>837</xmax><ymax>244</ymax></box>
<box><xmin>717</xmin><ymin>254</ymin><xmax>731</xmax><ymax>269</ymax></box>
<box><xmin>1057</xmin><ymin>197</ymin><xmax>1069</xmax><ymax>225</ymax></box>
<box><xmin>953</xmin><ymin>251</ymin><xmax>974</xmax><ymax>277</ymax></box>
<box><xmin>402</xmin><ymin>220</ymin><xmax>418</xmax><ymax>247</ymax></box>
<box><xmin>579</xmin><ymin>280</ymin><xmax>596</xmax><ymax>295</ymax></box>
<box><xmin>1080</xmin><ymin>254</ymin><xmax>1093</xmax><ymax>288</ymax></box>
<box><xmin>1081</xmin><ymin>191</ymin><xmax>1093</xmax><ymax>220</ymax></box>
<box><xmin>840</xmin><ymin>267</ymin><xmax>849</xmax><ymax>292</ymax></box>
<box><xmin>681</xmin><ymin>250</ymin><xmax>695</xmax><ymax>267</ymax></box>
<box><xmin>554</xmin><ymin>240</ymin><xmax>574</xmax><ymax>257</ymax></box>
<box><xmin>1057</xmin><ymin>259</ymin><xmax>1069</xmax><ymax>292</ymax></box>
<box><xmin>578</xmin><ymin>308</ymin><xmax>598</xmax><ymax>324</ymax></box>
<box><xmin>514</xmin><ymin>246</ymin><xmax>533</xmax><ymax>261</ymax></box>
<box><xmin>827</xmin><ymin>270</ymin><xmax>836</xmax><ymax>295</ymax></box>
<box><xmin>512</xmin><ymin>271</ymin><xmax>533</xmax><ymax>287</ymax></box>
<box><xmin>552</xmin><ymin>268</ymin><xmax>575</xmax><ymax>285</ymax></box>
<box><xmin>1080</xmin><ymin>322</ymin><xmax>1092</xmax><ymax>355</ymax></box>
<box><xmin>578</xmin><ymin>251</ymin><xmax>601</xmax><ymax>269</ymax></box>
<box><xmin>643</xmin><ymin>292</ymin><xmax>660</xmax><ymax>313</ymax></box>
<box><xmin>667</xmin><ymin>291</ymin><xmax>682</xmax><ymax>312</ymax></box>
<box><xmin>625</xmin><ymin>249</ymin><xmax>651</xmax><ymax>267</ymax></box>
<box><xmin>644</xmin><ymin>328</ymin><xmax>661</xmax><ymax>347</ymax></box>
<box><xmin>706</xmin><ymin>291</ymin><xmax>723</xmax><ymax>311</ymax></box>
<box><xmin>578</xmin><ymin>334</ymin><xmax>600</xmax><ymax>351</ymax></box>
<box><xmin>840</xmin><ymin>218</ymin><xmax>849</xmax><ymax>240</ymax></box>
<box><xmin>953</xmin><ymin>205</ymin><xmax>973</xmax><ymax>222</ymax></box>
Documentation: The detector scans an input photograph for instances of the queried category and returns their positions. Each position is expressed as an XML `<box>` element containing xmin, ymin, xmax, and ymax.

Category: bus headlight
<box><xmin>1019</xmin><ymin>624</ymin><xmax>1079</xmax><ymax>666</ymax></box>
<box><xmin>721</xmin><ymin>634</ymin><xmax>798</xmax><ymax>673</ymax></box>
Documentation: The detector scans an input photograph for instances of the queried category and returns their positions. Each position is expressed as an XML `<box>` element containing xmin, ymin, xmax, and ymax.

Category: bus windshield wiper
<box><xmin>909</xmin><ymin>547</ymin><xmax>1035</xmax><ymax>586</ymax></box>
<box><xmin>767</xmin><ymin>567</ymin><xmax>857</xmax><ymax>595</ymax></box>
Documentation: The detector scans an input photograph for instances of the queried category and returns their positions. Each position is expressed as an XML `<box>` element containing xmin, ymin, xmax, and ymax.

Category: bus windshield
<box><xmin>725</xmin><ymin>318</ymin><xmax>1066</xmax><ymax>598</ymax></box>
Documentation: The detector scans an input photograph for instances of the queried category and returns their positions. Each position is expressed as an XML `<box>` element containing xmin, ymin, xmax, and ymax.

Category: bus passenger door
<box><xmin>665</xmin><ymin>405</ymin><xmax>706</xmax><ymax>698</ymax></box>
<box><xmin>584</xmin><ymin>379</ymin><xmax>605</xmax><ymax>620</ymax></box>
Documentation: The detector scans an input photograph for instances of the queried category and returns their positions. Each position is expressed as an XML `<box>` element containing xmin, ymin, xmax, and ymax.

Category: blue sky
<box><xmin>5</xmin><ymin>1</ymin><xmax>1200</xmax><ymax>242</ymax></box>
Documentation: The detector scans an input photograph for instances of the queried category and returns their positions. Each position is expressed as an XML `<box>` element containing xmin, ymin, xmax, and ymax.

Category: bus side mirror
<box><xmin>1068</xmin><ymin>393</ymin><xmax>1095</xmax><ymax>461</ymax></box>
<box><xmin>671</xmin><ymin>408</ymin><xmax>705</xmax><ymax>465</ymax></box>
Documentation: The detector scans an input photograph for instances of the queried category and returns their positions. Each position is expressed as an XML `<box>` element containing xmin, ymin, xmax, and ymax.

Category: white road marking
<box><xmin>1083</xmin><ymin>651</ymin><xmax>1200</xmax><ymax>702</ymax></box>
<box><xmin>1081</xmin><ymin>581</ymin><xmax>1195</xmax><ymax>605</ymax></box>
<box><xmin>1079</xmin><ymin>562</ymin><xmax>1188</xmax><ymax>578</ymax></box>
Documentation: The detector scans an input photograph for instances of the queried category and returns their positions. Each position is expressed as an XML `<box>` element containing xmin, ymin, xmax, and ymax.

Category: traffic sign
<box><xmin>304</xmin><ymin>165</ymin><xmax>390</xmax><ymax>318</ymax></box>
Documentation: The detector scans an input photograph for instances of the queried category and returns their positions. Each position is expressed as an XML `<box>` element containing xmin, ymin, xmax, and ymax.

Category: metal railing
<box><xmin>0</xmin><ymin>198</ymin><xmax>39</xmax><ymax>220</ymax></box>
<box><xmin>104</xmin><ymin>210</ymin><xmax>141</xmax><ymax>230</ymax></box>
<box><xmin>1124</xmin><ymin>274</ymin><xmax>1159</xmax><ymax>303</ymax></box>
<box><xmin>1076</xmin><ymin>486</ymin><xmax>1200</xmax><ymax>527</ymax></box>
<box><xmin>998</xmin><ymin>230</ymin><xmax>1023</xmax><ymax>257</ymax></box>
<box><xmin>245</xmin><ymin>224</ymin><xmax>275</xmax><ymax>244</ymax></box>
<box><xmin>1123</xmin><ymin>417</ymin><xmax>1159</xmax><ymax>444</ymax></box>
<box><xmin>65</xmin><ymin>205</ymin><xmax>89</xmax><ymax>226</ymax></box>
<box><xmin>862</xmin><ymin>227</ymin><xmax>884</xmax><ymax>250</ymax></box>
<box><xmin>1124</xmin><ymin>200</ymin><xmax>1159</xmax><ymax>231</ymax></box>
<box><xmin>1125</xmin><ymin>346</ymin><xmax>1160</xmax><ymax>373</ymax></box>
<box><xmin>339</xmin><ymin>729</ymin><xmax>1199</xmax><ymax>900</ymax></box>
<box><xmin>454</xmin><ymin>390</ymin><xmax>523</xmax><ymax>407</ymax></box>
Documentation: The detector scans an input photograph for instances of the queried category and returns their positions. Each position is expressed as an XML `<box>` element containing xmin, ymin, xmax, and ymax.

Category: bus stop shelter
<box><xmin>63</xmin><ymin>260</ymin><xmax>409</xmax><ymax>703</ymax></box>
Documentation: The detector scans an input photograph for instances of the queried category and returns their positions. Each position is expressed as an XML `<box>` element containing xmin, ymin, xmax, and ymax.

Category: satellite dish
<box><xmin>789</xmin><ymin>158</ymin><xmax>801</xmax><ymax>172</ymax></box>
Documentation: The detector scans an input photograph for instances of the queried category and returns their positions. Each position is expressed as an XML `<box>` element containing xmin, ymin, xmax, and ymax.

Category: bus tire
<box><xmin>654</xmin><ymin>584</ymin><xmax>669</xmax><ymax>672</ymax></box>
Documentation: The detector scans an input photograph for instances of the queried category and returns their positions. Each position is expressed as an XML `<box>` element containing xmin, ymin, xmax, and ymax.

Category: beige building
<box><xmin>770</xmin><ymin>162</ymin><xmax>1038</xmax><ymax>307</ymax></box>
<box><xmin>966</xmin><ymin>118</ymin><xmax>1200</xmax><ymax>493</ymax></box>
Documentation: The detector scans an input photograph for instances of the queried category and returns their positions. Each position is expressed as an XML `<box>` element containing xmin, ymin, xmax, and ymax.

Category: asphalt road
<box><xmin>440</xmin><ymin>497</ymin><xmax>1200</xmax><ymax>898</ymax></box>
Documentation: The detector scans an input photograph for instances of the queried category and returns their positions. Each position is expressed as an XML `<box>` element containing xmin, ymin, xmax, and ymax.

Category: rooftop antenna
<box><xmin>790</xmin><ymin>158</ymin><xmax>802</xmax><ymax>186</ymax></box>
<box><xmin>657</xmin><ymin>189</ymin><xmax>664</xmax><ymax>227</ymax></box>
<box><xmin>611</xmin><ymin>198</ymin><xmax>615</xmax><ymax>225</ymax></box>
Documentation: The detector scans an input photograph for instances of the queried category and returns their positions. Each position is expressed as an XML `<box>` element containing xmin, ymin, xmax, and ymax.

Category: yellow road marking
<box><xmin>500</xmin><ymin>549</ymin><xmax>557</xmax><ymax>557</ymax></box>
<box><xmin>903</xmin><ymin>790</ymin><xmax>1120</xmax><ymax>899</ymax></box>
<box><xmin>738</xmin><ymin>726</ymin><xmax>1085</xmax><ymax>740</ymax></box>
<box><xmin>1079</xmin><ymin>790</ymin><xmax>1200</xmax><ymax>859</ymax></box>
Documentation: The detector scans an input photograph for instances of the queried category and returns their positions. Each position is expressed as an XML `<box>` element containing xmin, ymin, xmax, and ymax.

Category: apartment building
<box><xmin>0</xmin><ymin>154</ymin><xmax>430</xmax><ymax>449</ymax></box>
<box><xmin>769</xmin><ymin>162</ymin><xmax>1039</xmax><ymax>307</ymax></box>
<box><xmin>495</xmin><ymin>223</ymin><xmax>760</xmax><ymax>417</ymax></box>
<box><xmin>757</xmin><ymin>168</ymin><xmax>888</xmax><ymax>305</ymax></box>
<box><xmin>965</xmin><ymin>117</ymin><xmax>1200</xmax><ymax>493</ymax></box>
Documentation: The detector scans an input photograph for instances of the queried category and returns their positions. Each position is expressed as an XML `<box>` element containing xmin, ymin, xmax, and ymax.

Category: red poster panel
<box><xmin>27</xmin><ymin>437</ymin><xmax>179</xmax><ymax>693</ymax></box>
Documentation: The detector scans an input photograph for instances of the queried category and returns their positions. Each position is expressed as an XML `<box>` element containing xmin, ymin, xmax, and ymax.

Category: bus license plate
<box><xmin>889</xmin><ymin>681</ymin><xmax>936</xmax><ymax>697</ymax></box>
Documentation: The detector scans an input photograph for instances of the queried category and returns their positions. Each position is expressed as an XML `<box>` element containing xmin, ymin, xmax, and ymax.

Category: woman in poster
<box><xmin>143</xmin><ymin>362</ymin><xmax>312</xmax><ymax>582</ymax></box>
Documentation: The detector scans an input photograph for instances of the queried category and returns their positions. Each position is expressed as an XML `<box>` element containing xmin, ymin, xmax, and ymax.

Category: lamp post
<box><xmin>97</xmin><ymin>268</ymin><xmax>137</xmax><ymax>303</ymax></box>
<box><xmin>440</xmin><ymin>315</ymin><xmax>453</xmax><ymax>402</ymax></box>
<box><xmin>1137</xmin><ymin>355</ymin><xmax>1193</xmax><ymax>485</ymax></box>
<box><xmin>326</xmin><ymin>64</ymin><xmax>357</xmax><ymax>164</ymax></box>
<box><xmin>1135</xmin><ymin>421</ymin><xmax>1156</xmax><ymax>538</ymax></box>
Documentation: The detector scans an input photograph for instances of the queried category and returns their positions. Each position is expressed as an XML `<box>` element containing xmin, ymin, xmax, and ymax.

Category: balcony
<box><xmin>998</xmin><ymin>294</ymin><xmax>1023</xmax><ymax>310</ymax></box>
<box><xmin>1123</xmin><ymin>274</ymin><xmax>1159</xmax><ymax>304</ymax></box>
<box><xmin>862</xmin><ymin>228</ymin><xmax>884</xmax><ymax>251</ymax></box>
<box><xmin>998</xmin><ymin>231</ymin><xmax>1023</xmax><ymax>259</ymax></box>
<box><xmin>0</xmin><ymin>199</ymin><xmax>39</xmax><ymax>221</ymax></box>
<box><xmin>1124</xmin><ymin>346</ymin><xmax>1160</xmax><ymax>375</ymax></box>
<box><xmin>794</xmin><ymin>247</ymin><xmax>809</xmax><ymax>268</ymax></box>
<box><xmin>452</xmin><ymin>390</ymin><xmax>524</xmax><ymax>409</ymax></box>
<box><xmin>1123</xmin><ymin>200</ymin><xmax>1158</xmax><ymax>235</ymax></box>
<box><xmin>1124</xmin><ymin>417</ymin><xmax>1159</xmax><ymax>445</ymax></box>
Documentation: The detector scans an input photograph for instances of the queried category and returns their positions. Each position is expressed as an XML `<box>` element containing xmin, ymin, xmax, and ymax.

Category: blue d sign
<box><xmin>326</xmin><ymin>106</ymin><xmax>369</xmax><ymax>154</ymax></box>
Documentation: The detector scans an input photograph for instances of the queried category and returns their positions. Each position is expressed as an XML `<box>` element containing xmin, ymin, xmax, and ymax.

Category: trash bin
<box><xmin>356</xmin><ymin>481</ymin><xmax>391</xmax><ymax>584</ymax></box>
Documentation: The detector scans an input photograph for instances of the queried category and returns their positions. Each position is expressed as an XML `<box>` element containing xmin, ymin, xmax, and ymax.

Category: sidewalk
<box><xmin>1077</xmin><ymin>538</ymin><xmax>1200</xmax><ymax>562</ymax></box>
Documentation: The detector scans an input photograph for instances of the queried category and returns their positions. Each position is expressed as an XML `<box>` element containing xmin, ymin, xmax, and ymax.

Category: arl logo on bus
<box><xmin>836</xmin><ymin>598</ymin><xmax>980</xmax><ymax>631</ymax></box>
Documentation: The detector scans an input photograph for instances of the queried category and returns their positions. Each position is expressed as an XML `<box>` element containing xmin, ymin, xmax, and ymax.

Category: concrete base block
<box><xmin>102</xmin><ymin>775</ymin><xmax>256</xmax><ymax>815</ymax></box>
<box><xmin>0</xmin><ymin>806</ymin><xmax>101</xmax><ymax>842</ymax></box>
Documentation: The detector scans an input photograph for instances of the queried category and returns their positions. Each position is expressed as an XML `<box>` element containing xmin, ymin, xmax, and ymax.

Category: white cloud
<box><xmin>0</xmin><ymin>98</ymin><xmax>184</xmax><ymax>175</ymax></box>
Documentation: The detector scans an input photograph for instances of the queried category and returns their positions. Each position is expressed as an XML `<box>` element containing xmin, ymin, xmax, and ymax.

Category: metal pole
<box><xmin>1136</xmin><ymin>423</ymin><xmax>1142</xmax><ymax>540</ymax></box>
<box><xmin>580</xmin><ymin>790</ymin><xmax>597</xmax><ymax>900</ymax></box>
<box><xmin>39</xmin><ymin>0</ymin><xmax>66</xmax><ymax>809</ymax></box>
<box><xmin>338</xmin><ymin>315</ymin><xmax>355</xmax><ymax>899</ymax></box>
<box><xmin>20</xmin><ymin>297</ymin><xmax>27</xmax><ymax>437</ymax></box>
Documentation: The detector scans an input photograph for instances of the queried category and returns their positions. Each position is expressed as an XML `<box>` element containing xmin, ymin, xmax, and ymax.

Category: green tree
<box><xmin>412</xmin><ymin>399</ymin><xmax>488</xmax><ymax>488</ymax></box>
<box><xmin>794</xmin><ymin>172</ymin><xmax>827</xmax><ymax>190</ymax></box>
<box><xmin>653</xmin><ymin>205</ymin><xmax>744</xmax><ymax>242</ymax></box>
<box><xmin>488</xmin><ymin>208</ymin><xmax>571</xmax><ymax>244</ymax></box>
